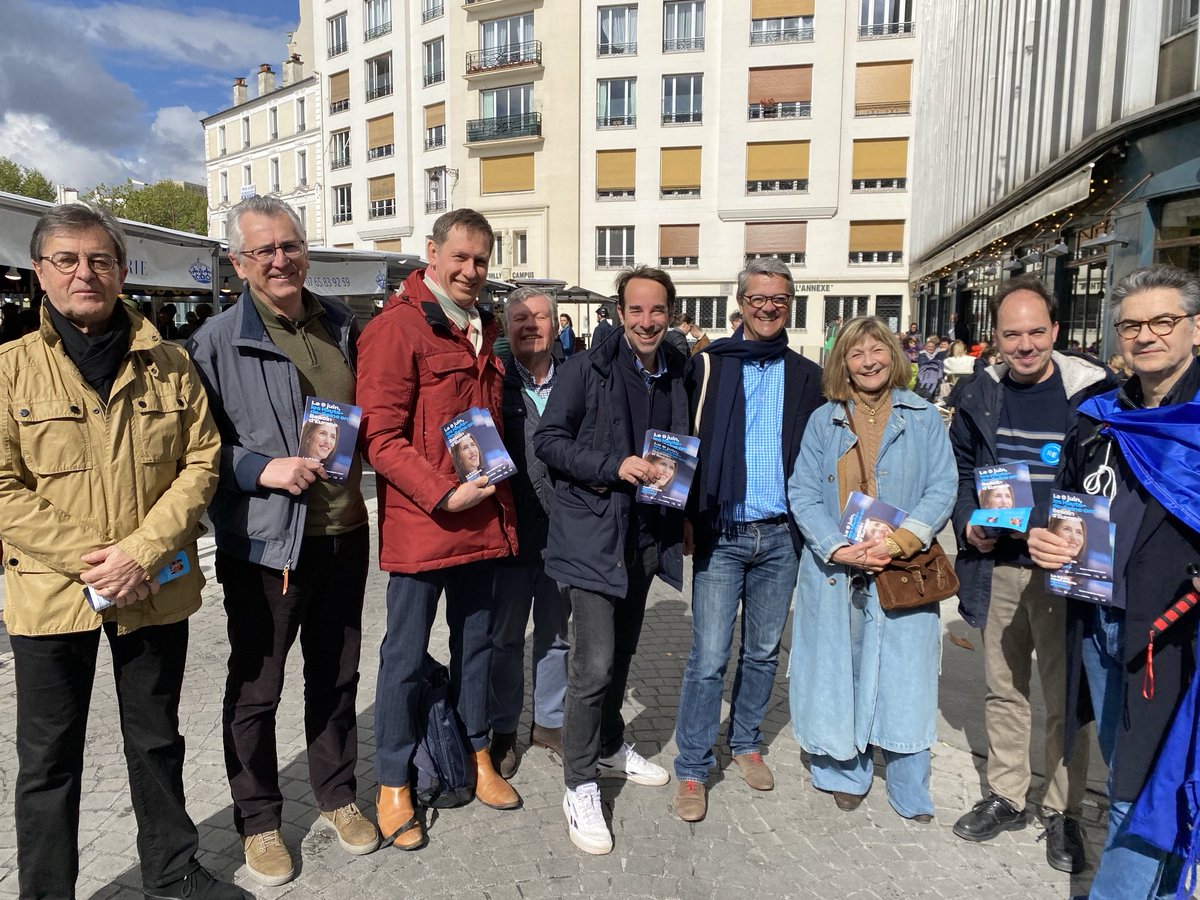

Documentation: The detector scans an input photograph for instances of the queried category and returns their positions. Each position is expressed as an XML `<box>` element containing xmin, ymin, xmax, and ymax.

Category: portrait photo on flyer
<box><xmin>442</xmin><ymin>406</ymin><xmax>517</xmax><ymax>485</ymax></box>
<box><xmin>299</xmin><ymin>397</ymin><xmax>361</xmax><ymax>483</ymax></box>
<box><xmin>1044</xmin><ymin>490</ymin><xmax>1116</xmax><ymax>604</ymax></box>
<box><xmin>636</xmin><ymin>429</ymin><xmax>700</xmax><ymax>509</ymax></box>
<box><xmin>968</xmin><ymin>462</ymin><xmax>1035</xmax><ymax>533</ymax></box>
<box><xmin>838</xmin><ymin>491</ymin><xmax>908</xmax><ymax>543</ymax></box>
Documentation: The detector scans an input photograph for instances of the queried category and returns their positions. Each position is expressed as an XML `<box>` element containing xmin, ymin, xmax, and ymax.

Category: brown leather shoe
<box><xmin>832</xmin><ymin>791</ymin><xmax>865</xmax><ymax>811</ymax></box>
<box><xmin>376</xmin><ymin>785</ymin><xmax>425</xmax><ymax>850</ymax></box>
<box><xmin>672</xmin><ymin>779</ymin><xmax>707</xmax><ymax>822</ymax></box>
<box><xmin>732</xmin><ymin>752</ymin><xmax>774</xmax><ymax>791</ymax></box>
<box><xmin>473</xmin><ymin>748</ymin><xmax>522</xmax><ymax>809</ymax></box>
<box><xmin>491</xmin><ymin>731</ymin><xmax>519</xmax><ymax>779</ymax></box>
<box><xmin>530</xmin><ymin>722</ymin><xmax>563</xmax><ymax>757</ymax></box>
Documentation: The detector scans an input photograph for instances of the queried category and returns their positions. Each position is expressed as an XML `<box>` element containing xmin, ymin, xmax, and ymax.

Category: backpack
<box><xmin>411</xmin><ymin>654</ymin><xmax>474</xmax><ymax>809</ymax></box>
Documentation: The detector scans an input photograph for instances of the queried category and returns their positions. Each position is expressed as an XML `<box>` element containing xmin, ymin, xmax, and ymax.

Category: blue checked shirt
<box><xmin>512</xmin><ymin>356</ymin><xmax>556</xmax><ymax>414</ymax></box>
<box><xmin>737</xmin><ymin>356</ymin><xmax>787</xmax><ymax>522</ymax></box>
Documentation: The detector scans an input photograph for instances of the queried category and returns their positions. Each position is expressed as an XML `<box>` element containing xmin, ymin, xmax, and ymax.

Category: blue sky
<box><xmin>0</xmin><ymin>0</ymin><xmax>300</xmax><ymax>190</ymax></box>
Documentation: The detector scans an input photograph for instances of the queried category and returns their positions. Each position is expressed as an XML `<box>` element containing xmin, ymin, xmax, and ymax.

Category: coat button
<box><xmin>92</xmin><ymin>408</ymin><xmax>100</xmax><ymax>414</ymax></box>
<box><xmin>827</xmin><ymin>474</ymin><xmax>834</xmax><ymax>482</ymax></box>
<box><xmin>18</xmin><ymin>408</ymin><xmax>28</xmax><ymax>417</ymax></box>
<box><xmin>69</xmin><ymin>405</ymin><xmax>80</xmax><ymax>415</ymax></box>
<box><xmin>137</xmin><ymin>400</ymin><xmax>147</xmax><ymax>408</ymax></box>
<box><xmin>8</xmin><ymin>558</ymin><xmax>17</xmax><ymax>567</ymax></box>
<box><xmin>827</xmin><ymin>577</ymin><xmax>836</xmax><ymax>585</ymax></box>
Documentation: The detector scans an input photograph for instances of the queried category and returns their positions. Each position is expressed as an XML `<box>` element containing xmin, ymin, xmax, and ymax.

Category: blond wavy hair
<box><xmin>821</xmin><ymin>316</ymin><xmax>910</xmax><ymax>402</ymax></box>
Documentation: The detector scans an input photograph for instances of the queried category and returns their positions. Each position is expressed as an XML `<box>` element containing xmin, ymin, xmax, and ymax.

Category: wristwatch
<box><xmin>884</xmin><ymin>536</ymin><xmax>903</xmax><ymax>559</ymax></box>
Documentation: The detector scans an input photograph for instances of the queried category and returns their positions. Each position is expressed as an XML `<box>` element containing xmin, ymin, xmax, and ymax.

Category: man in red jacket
<box><xmin>358</xmin><ymin>208</ymin><xmax>520</xmax><ymax>850</ymax></box>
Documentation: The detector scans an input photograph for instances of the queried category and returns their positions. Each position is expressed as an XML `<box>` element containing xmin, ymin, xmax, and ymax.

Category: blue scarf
<box><xmin>697</xmin><ymin>326</ymin><xmax>789</xmax><ymax>535</ymax></box>
<box><xmin>1077</xmin><ymin>388</ymin><xmax>1200</xmax><ymax>537</ymax></box>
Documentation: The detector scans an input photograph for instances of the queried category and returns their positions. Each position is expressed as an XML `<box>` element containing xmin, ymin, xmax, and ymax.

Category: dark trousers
<box><xmin>13</xmin><ymin>620</ymin><xmax>199</xmax><ymax>899</ymax></box>
<box><xmin>218</xmin><ymin>526</ymin><xmax>369</xmax><ymax>836</ymax></box>
<box><xmin>375</xmin><ymin>561</ymin><xmax>496</xmax><ymax>785</ymax></box>
<box><xmin>563</xmin><ymin>544</ymin><xmax>658</xmax><ymax>789</ymax></box>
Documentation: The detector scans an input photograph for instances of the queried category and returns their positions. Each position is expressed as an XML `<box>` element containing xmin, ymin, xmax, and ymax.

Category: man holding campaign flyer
<box><xmin>357</xmin><ymin>208</ymin><xmax>520</xmax><ymax>852</ymax></box>
<box><xmin>669</xmin><ymin>257</ymin><xmax>823</xmax><ymax>822</ymax></box>
<box><xmin>1029</xmin><ymin>264</ymin><xmax>1200</xmax><ymax>899</ymax></box>
<box><xmin>947</xmin><ymin>275</ymin><xmax>1113</xmax><ymax>874</ymax></box>
<box><xmin>534</xmin><ymin>265</ymin><xmax>688</xmax><ymax>855</ymax></box>
<box><xmin>187</xmin><ymin>195</ymin><xmax>377</xmax><ymax>885</ymax></box>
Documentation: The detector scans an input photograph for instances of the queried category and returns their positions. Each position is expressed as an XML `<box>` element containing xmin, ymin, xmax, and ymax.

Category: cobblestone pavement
<box><xmin>0</xmin><ymin>495</ymin><xmax>1107</xmax><ymax>899</ymax></box>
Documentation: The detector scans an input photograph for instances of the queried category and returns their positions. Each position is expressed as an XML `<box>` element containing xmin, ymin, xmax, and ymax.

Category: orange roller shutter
<box><xmin>745</xmin><ymin>221</ymin><xmax>807</xmax><ymax>254</ymax></box>
<box><xmin>596</xmin><ymin>149</ymin><xmax>636</xmax><ymax>190</ymax></box>
<box><xmin>751</xmin><ymin>0</ymin><xmax>814</xmax><ymax>17</ymax></box>
<box><xmin>746</xmin><ymin>141</ymin><xmax>809</xmax><ymax>180</ymax></box>
<box><xmin>367</xmin><ymin>114</ymin><xmax>394</xmax><ymax>149</ymax></box>
<box><xmin>660</xmin><ymin>147</ymin><xmax>701</xmax><ymax>189</ymax></box>
<box><xmin>851</xmin><ymin>138</ymin><xmax>909</xmax><ymax>179</ymax></box>
<box><xmin>329</xmin><ymin>71</ymin><xmax>350</xmax><ymax>103</ymax></box>
<box><xmin>747</xmin><ymin>66</ymin><xmax>812</xmax><ymax>103</ymax></box>
<box><xmin>424</xmin><ymin>102</ymin><xmax>446</xmax><ymax>129</ymax></box>
<box><xmin>368</xmin><ymin>175</ymin><xmax>395</xmax><ymax>201</ymax></box>
<box><xmin>374</xmin><ymin>239</ymin><xmax>403</xmax><ymax>251</ymax></box>
<box><xmin>854</xmin><ymin>62</ymin><xmax>912</xmax><ymax>104</ymax></box>
<box><xmin>481</xmin><ymin>153</ymin><xmax>535</xmax><ymax>193</ymax></box>
<box><xmin>659</xmin><ymin>224</ymin><xmax>699</xmax><ymax>257</ymax></box>
<box><xmin>849</xmin><ymin>221</ymin><xmax>905</xmax><ymax>252</ymax></box>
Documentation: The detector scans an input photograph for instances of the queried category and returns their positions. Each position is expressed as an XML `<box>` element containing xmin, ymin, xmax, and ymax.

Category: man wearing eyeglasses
<box><xmin>949</xmin><ymin>275</ymin><xmax>1113</xmax><ymax>874</ymax></box>
<box><xmin>1028</xmin><ymin>264</ymin><xmax>1200</xmax><ymax>899</ymax></box>
<box><xmin>669</xmin><ymin>257</ymin><xmax>823</xmax><ymax>822</ymax></box>
<box><xmin>187</xmin><ymin>196</ymin><xmax>377</xmax><ymax>886</ymax></box>
<box><xmin>1</xmin><ymin>204</ymin><xmax>247</xmax><ymax>899</ymax></box>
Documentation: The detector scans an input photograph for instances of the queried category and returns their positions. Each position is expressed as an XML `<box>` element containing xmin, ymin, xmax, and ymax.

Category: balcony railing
<box><xmin>852</xmin><ymin>177</ymin><xmax>907</xmax><ymax>191</ymax></box>
<box><xmin>747</xmin><ymin>178</ymin><xmax>807</xmax><ymax>193</ymax></box>
<box><xmin>425</xmin><ymin>130</ymin><xmax>446</xmax><ymax>150</ymax></box>
<box><xmin>598</xmin><ymin>41</ymin><xmax>637</xmax><ymax>56</ymax></box>
<box><xmin>849</xmin><ymin>250</ymin><xmax>903</xmax><ymax>264</ymax></box>
<box><xmin>330</xmin><ymin>153</ymin><xmax>351</xmax><ymax>170</ymax></box>
<box><xmin>426</xmin><ymin>198</ymin><xmax>447</xmax><ymax>213</ymax></box>
<box><xmin>328</xmin><ymin>41</ymin><xmax>348</xmax><ymax>57</ymax></box>
<box><xmin>662</xmin><ymin>110</ymin><xmax>702</xmax><ymax>124</ymax></box>
<box><xmin>369</xmin><ymin>199</ymin><xmax>396</xmax><ymax>219</ymax></box>
<box><xmin>466</xmin><ymin>111</ymin><xmax>541</xmax><ymax>142</ymax></box>
<box><xmin>597</xmin><ymin>255</ymin><xmax>634</xmax><ymax>268</ymax></box>
<box><xmin>597</xmin><ymin>189</ymin><xmax>635</xmax><ymax>199</ymax></box>
<box><xmin>661</xmin><ymin>187</ymin><xmax>700</xmax><ymax>198</ymax></box>
<box><xmin>332</xmin><ymin>209</ymin><xmax>353</xmax><ymax>224</ymax></box>
<box><xmin>596</xmin><ymin>114</ymin><xmax>636</xmax><ymax>128</ymax></box>
<box><xmin>749</xmin><ymin>25</ymin><xmax>814</xmax><ymax>44</ymax></box>
<box><xmin>423</xmin><ymin>70</ymin><xmax>445</xmax><ymax>86</ymax></box>
<box><xmin>858</xmin><ymin>21</ymin><xmax>914</xmax><ymax>38</ymax></box>
<box><xmin>365</xmin><ymin>22</ymin><xmax>392</xmax><ymax>40</ymax></box>
<box><xmin>422</xmin><ymin>2</ymin><xmax>444</xmax><ymax>20</ymax></box>
<box><xmin>329</xmin><ymin>98</ymin><xmax>350</xmax><ymax>114</ymax></box>
<box><xmin>659</xmin><ymin>256</ymin><xmax>699</xmax><ymax>267</ymax></box>
<box><xmin>746</xmin><ymin>252</ymin><xmax>805</xmax><ymax>265</ymax></box>
<box><xmin>855</xmin><ymin>100</ymin><xmax>911</xmax><ymax>117</ymax></box>
<box><xmin>466</xmin><ymin>40</ymin><xmax>542</xmax><ymax>73</ymax></box>
<box><xmin>748</xmin><ymin>101</ymin><xmax>811</xmax><ymax>119</ymax></box>
<box><xmin>663</xmin><ymin>37</ymin><xmax>704</xmax><ymax>52</ymax></box>
<box><xmin>368</xmin><ymin>144</ymin><xmax>395</xmax><ymax>160</ymax></box>
<box><xmin>366</xmin><ymin>82</ymin><xmax>393</xmax><ymax>101</ymax></box>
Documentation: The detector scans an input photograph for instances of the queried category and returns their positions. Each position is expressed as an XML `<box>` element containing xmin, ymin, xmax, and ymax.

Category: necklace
<box><xmin>854</xmin><ymin>392</ymin><xmax>886</xmax><ymax>425</ymax></box>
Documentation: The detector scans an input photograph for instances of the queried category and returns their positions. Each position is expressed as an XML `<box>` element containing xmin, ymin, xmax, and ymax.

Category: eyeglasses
<box><xmin>38</xmin><ymin>252</ymin><xmax>119</xmax><ymax>275</ymax></box>
<box><xmin>740</xmin><ymin>293</ymin><xmax>793</xmax><ymax>309</ymax></box>
<box><xmin>239</xmin><ymin>240</ymin><xmax>307</xmax><ymax>264</ymax></box>
<box><xmin>1113</xmin><ymin>313</ymin><xmax>1193</xmax><ymax>340</ymax></box>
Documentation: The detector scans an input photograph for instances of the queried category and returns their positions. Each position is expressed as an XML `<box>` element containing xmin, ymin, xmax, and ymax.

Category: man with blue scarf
<box><xmin>669</xmin><ymin>258</ymin><xmax>823</xmax><ymax>821</ymax></box>
<box><xmin>1029</xmin><ymin>263</ymin><xmax>1200</xmax><ymax>899</ymax></box>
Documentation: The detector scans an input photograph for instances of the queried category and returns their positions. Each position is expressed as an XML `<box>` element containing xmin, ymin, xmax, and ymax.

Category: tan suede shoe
<box><xmin>242</xmin><ymin>830</ymin><xmax>294</xmax><ymax>886</ymax></box>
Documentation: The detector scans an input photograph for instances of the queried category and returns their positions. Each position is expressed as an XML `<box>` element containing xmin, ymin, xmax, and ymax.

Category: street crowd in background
<box><xmin>1</xmin><ymin>197</ymin><xmax>1199</xmax><ymax>900</ymax></box>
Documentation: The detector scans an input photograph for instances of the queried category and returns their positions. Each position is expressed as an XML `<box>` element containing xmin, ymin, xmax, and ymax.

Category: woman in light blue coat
<box><xmin>787</xmin><ymin>317</ymin><xmax>955</xmax><ymax>821</ymax></box>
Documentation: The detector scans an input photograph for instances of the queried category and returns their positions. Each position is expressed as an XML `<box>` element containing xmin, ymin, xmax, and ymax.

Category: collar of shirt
<box><xmin>513</xmin><ymin>355</ymin><xmax>556</xmax><ymax>391</ymax></box>
<box><xmin>250</xmin><ymin>288</ymin><xmax>323</xmax><ymax>331</ymax></box>
<box><xmin>624</xmin><ymin>335</ymin><xmax>666</xmax><ymax>388</ymax></box>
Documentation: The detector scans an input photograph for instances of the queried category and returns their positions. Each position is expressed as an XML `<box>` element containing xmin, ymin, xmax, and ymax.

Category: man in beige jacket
<box><xmin>0</xmin><ymin>204</ymin><xmax>247</xmax><ymax>900</ymax></box>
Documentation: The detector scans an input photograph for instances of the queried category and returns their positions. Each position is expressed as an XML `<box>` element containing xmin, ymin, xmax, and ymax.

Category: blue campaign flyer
<box><xmin>969</xmin><ymin>462</ymin><xmax>1035</xmax><ymax>532</ymax></box>
<box><xmin>1044</xmin><ymin>490</ymin><xmax>1116</xmax><ymax>605</ymax></box>
<box><xmin>300</xmin><ymin>397</ymin><xmax>361</xmax><ymax>483</ymax></box>
<box><xmin>636</xmin><ymin>429</ymin><xmax>700</xmax><ymax>509</ymax></box>
<box><xmin>837</xmin><ymin>491</ymin><xmax>908</xmax><ymax>543</ymax></box>
<box><xmin>442</xmin><ymin>406</ymin><xmax>516</xmax><ymax>485</ymax></box>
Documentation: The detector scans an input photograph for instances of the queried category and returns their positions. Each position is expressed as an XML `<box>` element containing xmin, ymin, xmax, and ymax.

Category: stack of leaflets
<box><xmin>838</xmin><ymin>491</ymin><xmax>908</xmax><ymax>543</ymax></box>
<box><xmin>636</xmin><ymin>430</ymin><xmax>700</xmax><ymax>509</ymax></box>
<box><xmin>968</xmin><ymin>463</ymin><xmax>1035</xmax><ymax>533</ymax></box>
<box><xmin>299</xmin><ymin>397</ymin><xmax>361</xmax><ymax>483</ymax></box>
<box><xmin>1045</xmin><ymin>490</ymin><xmax>1116</xmax><ymax>604</ymax></box>
<box><xmin>442</xmin><ymin>407</ymin><xmax>517</xmax><ymax>484</ymax></box>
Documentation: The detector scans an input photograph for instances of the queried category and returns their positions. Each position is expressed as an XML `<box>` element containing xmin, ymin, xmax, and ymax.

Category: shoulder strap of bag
<box><xmin>841</xmin><ymin>401</ymin><xmax>870</xmax><ymax>495</ymax></box>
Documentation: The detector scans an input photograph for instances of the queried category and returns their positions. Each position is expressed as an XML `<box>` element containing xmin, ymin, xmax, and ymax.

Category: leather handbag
<box><xmin>842</xmin><ymin>402</ymin><xmax>959</xmax><ymax>611</ymax></box>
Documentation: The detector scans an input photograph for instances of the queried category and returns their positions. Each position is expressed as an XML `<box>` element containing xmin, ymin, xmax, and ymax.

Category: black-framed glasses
<box><xmin>38</xmin><ymin>252</ymin><xmax>119</xmax><ymax>275</ymax></box>
<box><xmin>239</xmin><ymin>240</ymin><xmax>307</xmax><ymax>264</ymax></box>
<box><xmin>1113</xmin><ymin>313</ymin><xmax>1193</xmax><ymax>340</ymax></box>
<box><xmin>740</xmin><ymin>293</ymin><xmax>793</xmax><ymax>309</ymax></box>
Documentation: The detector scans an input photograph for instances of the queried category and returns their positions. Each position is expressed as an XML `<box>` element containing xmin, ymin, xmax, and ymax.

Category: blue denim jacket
<box><xmin>787</xmin><ymin>390</ymin><xmax>956</xmax><ymax>758</ymax></box>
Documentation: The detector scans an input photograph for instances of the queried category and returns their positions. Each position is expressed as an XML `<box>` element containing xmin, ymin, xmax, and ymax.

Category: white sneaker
<box><xmin>597</xmin><ymin>742</ymin><xmax>670</xmax><ymax>786</ymax></box>
<box><xmin>563</xmin><ymin>783</ymin><xmax>613</xmax><ymax>855</ymax></box>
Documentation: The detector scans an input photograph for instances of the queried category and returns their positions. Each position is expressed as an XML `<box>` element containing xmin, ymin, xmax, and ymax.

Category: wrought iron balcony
<box><xmin>663</xmin><ymin>37</ymin><xmax>704</xmax><ymax>52</ymax></box>
<box><xmin>660</xmin><ymin>187</ymin><xmax>700</xmax><ymax>198</ymax></box>
<box><xmin>598</xmin><ymin>41</ymin><xmax>637</xmax><ymax>56</ymax></box>
<box><xmin>369</xmin><ymin>199</ymin><xmax>396</xmax><ymax>219</ymax></box>
<box><xmin>422</xmin><ymin>1</ymin><xmax>444</xmax><ymax>20</ymax></box>
<box><xmin>747</xmin><ymin>178</ymin><xmax>808</xmax><ymax>192</ymax></box>
<box><xmin>366</xmin><ymin>82</ymin><xmax>393</xmax><ymax>101</ymax></box>
<box><xmin>596</xmin><ymin>114</ymin><xmax>636</xmax><ymax>128</ymax></box>
<box><xmin>597</xmin><ymin>189</ymin><xmax>635</xmax><ymax>199</ymax></box>
<box><xmin>748</xmin><ymin>101</ymin><xmax>811</xmax><ymax>119</ymax></box>
<box><xmin>328</xmin><ymin>41</ymin><xmax>348</xmax><ymax>57</ymax></box>
<box><xmin>332</xmin><ymin>209</ymin><xmax>353</xmax><ymax>224</ymax></box>
<box><xmin>423</xmin><ymin>70</ymin><xmax>445</xmax><ymax>87</ymax></box>
<box><xmin>749</xmin><ymin>25</ymin><xmax>814</xmax><ymax>44</ymax></box>
<box><xmin>848</xmin><ymin>250</ymin><xmax>903</xmax><ymax>264</ymax></box>
<box><xmin>426</xmin><ymin>198</ymin><xmax>447</xmax><ymax>213</ymax></box>
<box><xmin>661</xmin><ymin>110</ymin><xmax>702</xmax><ymax>125</ymax></box>
<box><xmin>425</xmin><ymin>130</ymin><xmax>446</xmax><ymax>150</ymax></box>
<box><xmin>466</xmin><ymin>111</ymin><xmax>541</xmax><ymax>143</ymax></box>
<box><xmin>329</xmin><ymin>99</ymin><xmax>350</xmax><ymax>114</ymax></box>
<box><xmin>855</xmin><ymin>101</ymin><xmax>911</xmax><ymax>117</ymax></box>
<box><xmin>368</xmin><ymin>144</ymin><xmax>395</xmax><ymax>160</ymax></box>
<box><xmin>858</xmin><ymin>21</ymin><xmax>914</xmax><ymax>38</ymax></box>
<box><xmin>366</xmin><ymin>22</ymin><xmax>392</xmax><ymax>41</ymax></box>
<box><xmin>745</xmin><ymin>252</ymin><xmax>805</xmax><ymax>265</ymax></box>
<box><xmin>466</xmin><ymin>40</ymin><xmax>542</xmax><ymax>74</ymax></box>
<box><xmin>851</xmin><ymin>177</ymin><xmax>907</xmax><ymax>191</ymax></box>
<box><xmin>659</xmin><ymin>256</ymin><xmax>699</xmax><ymax>267</ymax></box>
<box><xmin>596</xmin><ymin>255</ymin><xmax>634</xmax><ymax>268</ymax></box>
<box><xmin>330</xmin><ymin>153</ymin><xmax>351</xmax><ymax>170</ymax></box>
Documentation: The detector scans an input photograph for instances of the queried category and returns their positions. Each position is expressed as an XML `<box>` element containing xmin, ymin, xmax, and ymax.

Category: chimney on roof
<box><xmin>257</xmin><ymin>63</ymin><xmax>275</xmax><ymax>97</ymax></box>
<box><xmin>282</xmin><ymin>53</ymin><xmax>304</xmax><ymax>85</ymax></box>
<box><xmin>232</xmin><ymin>77</ymin><xmax>247</xmax><ymax>106</ymax></box>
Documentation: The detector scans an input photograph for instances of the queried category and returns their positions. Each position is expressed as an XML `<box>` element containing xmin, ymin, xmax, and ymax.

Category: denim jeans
<box><xmin>218</xmin><ymin>527</ymin><xmax>369</xmax><ymax>836</ymax></box>
<box><xmin>12</xmin><ymin>621</ymin><xmax>200</xmax><ymax>898</ymax></box>
<box><xmin>375</xmin><ymin>561</ymin><xmax>496</xmax><ymax>786</ymax></box>
<box><xmin>673</xmin><ymin>521</ymin><xmax>798</xmax><ymax>783</ymax></box>
<box><xmin>810</xmin><ymin>748</ymin><xmax>933</xmax><ymax>819</ymax></box>
<box><xmin>489</xmin><ymin>561</ymin><xmax>570</xmax><ymax>732</ymax></box>
<box><xmin>1081</xmin><ymin>605</ymin><xmax>1182</xmax><ymax>900</ymax></box>
<box><xmin>562</xmin><ymin>543</ymin><xmax>658</xmax><ymax>789</ymax></box>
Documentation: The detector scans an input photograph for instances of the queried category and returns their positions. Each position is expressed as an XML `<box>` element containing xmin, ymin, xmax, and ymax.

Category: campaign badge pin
<box><xmin>1040</xmin><ymin>442</ymin><xmax>1062</xmax><ymax>465</ymax></box>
